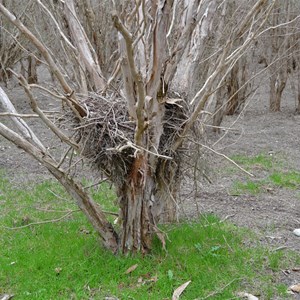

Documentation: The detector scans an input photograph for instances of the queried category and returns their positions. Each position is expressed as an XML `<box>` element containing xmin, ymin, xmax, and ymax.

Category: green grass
<box><xmin>231</xmin><ymin>171</ymin><xmax>300</xmax><ymax>195</ymax></box>
<box><xmin>229</xmin><ymin>153</ymin><xmax>300</xmax><ymax>195</ymax></box>
<box><xmin>0</xmin><ymin>174</ymin><xmax>298</xmax><ymax>299</ymax></box>
<box><xmin>231</xmin><ymin>153</ymin><xmax>274</xmax><ymax>171</ymax></box>
<box><xmin>269</xmin><ymin>171</ymin><xmax>300</xmax><ymax>189</ymax></box>
<box><xmin>231</xmin><ymin>180</ymin><xmax>263</xmax><ymax>195</ymax></box>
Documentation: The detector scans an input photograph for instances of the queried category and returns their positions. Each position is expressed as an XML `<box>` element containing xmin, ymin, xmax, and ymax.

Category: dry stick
<box><xmin>12</xmin><ymin>71</ymin><xmax>79</xmax><ymax>151</ymax></box>
<box><xmin>198</xmin><ymin>143</ymin><xmax>254</xmax><ymax>177</ymax></box>
<box><xmin>3</xmin><ymin>211</ymin><xmax>77</xmax><ymax>230</ymax></box>
<box><xmin>102</xmin><ymin>211</ymin><xmax>119</xmax><ymax>217</ymax></box>
<box><xmin>222</xmin><ymin>234</ymin><xmax>234</xmax><ymax>253</ymax></box>
<box><xmin>0</xmin><ymin>87</ymin><xmax>46</xmax><ymax>151</ymax></box>
<box><xmin>0</xmin><ymin>112</ymin><xmax>38</xmax><ymax>118</ymax></box>
<box><xmin>47</xmin><ymin>188</ymin><xmax>70</xmax><ymax>202</ymax></box>
<box><xmin>105</xmin><ymin>59</ymin><xmax>121</xmax><ymax>90</ymax></box>
<box><xmin>197</xmin><ymin>278</ymin><xmax>240</xmax><ymax>300</ymax></box>
<box><xmin>132</xmin><ymin>3</ymin><xmax>147</xmax><ymax>48</ymax></box>
<box><xmin>212</xmin><ymin>91</ymin><xmax>255</xmax><ymax>149</ymax></box>
<box><xmin>57</xmin><ymin>146</ymin><xmax>73</xmax><ymax>168</ymax></box>
<box><xmin>83</xmin><ymin>178</ymin><xmax>109</xmax><ymax>190</ymax></box>
<box><xmin>166</xmin><ymin>0</ymin><xmax>178</xmax><ymax>38</ymax></box>
<box><xmin>29</xmin><ymin>84</ymin><xmax>66</xmax><ymax>100</ymax></box>
<box><xmin>36</xmin><ymin>0</ymin><xmax>76</xmax><ymax>51</ymax></box>
<box><xmin>35</xmin><ymin>207</ymin><xmax>78</xmax><ymax>213</ymax></box>
<box><xmin>107</xmin><ymin>139</ymin><xmax>173</xmax><ymax>160</ymax></box>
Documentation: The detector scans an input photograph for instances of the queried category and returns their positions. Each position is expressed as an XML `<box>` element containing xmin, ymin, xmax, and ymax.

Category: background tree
<box><xmin>255</xmin><ymin>0</ymin><xmax>300</xmax><ymax>112</ymax></box>
<box><xmin>0</xmin><ymin>0</ymin><xmax>277</xmax><ymax>254</ymax></box>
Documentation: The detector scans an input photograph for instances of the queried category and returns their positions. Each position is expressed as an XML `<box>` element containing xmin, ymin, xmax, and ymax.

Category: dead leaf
<box><xmin>237</xmin><ymin>292</ymin><xmax>259</xmax><ymax>299</ymax></box>
<box><xmin>55</xmin><ymin>267</ymin><xmax>62</xmax><ymax>275</ymax></box>
<box><xmin>137</xmin><ymin>277</ymin><xmax>143</xmax><ymax>283</ymax></box>
<box><xmin>125</xmin><ymin>264</ymin><xmax>138</xmax><ymax>274</ymax></box>
<box><xmin>79</xmin><ymin>227</ymin><xmax>90</xmax><ymax>234</ymax></box>
<box><xmin>172</xmin><ymin>280</ymin><xmax>191</xmax><ymax>300</ymax></box>
<box><xmin>290</xmin><ymin>283</ymin><xmax>300</xmax><ymax>293</ymax></box>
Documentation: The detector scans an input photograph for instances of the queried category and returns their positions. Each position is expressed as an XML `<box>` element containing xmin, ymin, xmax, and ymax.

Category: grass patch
<box><xmin>231</xmin><ymin>153</ymin><xmax>274</xmax><ymax>171</ymax></box>
<box><xmin>228</xmin><ymin>153</ymin><xmax>300</xmax><ymax>195</ymax></box>
<box><xmin>0</xmin><ymin>174</ymin><xmax>298</xmax><ymax>299</ymax></box>
<box><xmin>231</xmin><ymin>180</ymin><xmax>263</xmax><ymax>195</ymax></box>
<box><xmin>231</xmin><ymin>171</ymin><xmax>300</xmax><ymax>195</ymax></box>
<box><xmin>269</xmin><ymin>171</ymin><xmax>300</xmax><ymax>189</ymax></box>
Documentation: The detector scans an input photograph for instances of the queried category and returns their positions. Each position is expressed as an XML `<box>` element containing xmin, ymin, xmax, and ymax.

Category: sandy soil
<box><xmin>0</xmin><ymin>74</ymin><xmax>300</xmax><ymax>298</ymax></box>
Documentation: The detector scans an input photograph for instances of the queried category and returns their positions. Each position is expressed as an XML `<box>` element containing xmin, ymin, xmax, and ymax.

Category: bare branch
<box><xmin>0</xmin><ymin>3</ymin><xmax>86</xmax><ymax>118</ymax></box>
<box><xmin>3</xmin><ymin>210</ymin><xmax>78</xmax><ymax>230</ymax></box>
<box><xmin>36</xmin><ymin>0</ymin><xmax>76</xmax><ymax>51</ymax></box>
<box><xmin>199</xmin><ymin>143</ymin><xmax>254</xmax><ymax>177</ymax></box>
<box><xmin>0</xmin><ymin>87</ymin><xmax>46</xmax><ymax>150</ymax></box>
<box><xmin>12</xmin><ymin>71</ymin><xmax>80</xmax><ymax>151</ymax></box>
<box><xmin>64</xmin><ymin>0</ymin><xmax>106</xmax><ymax>91</ymax></box>
<box><xmin>112</xmin><ymin>13</ymin><xmax>146</xmax><ymax>145</ymax></box>
<box><xmin>0</xmin><ymin>112</ymin><xmax>39</xmax><ymax>118</ymax></box>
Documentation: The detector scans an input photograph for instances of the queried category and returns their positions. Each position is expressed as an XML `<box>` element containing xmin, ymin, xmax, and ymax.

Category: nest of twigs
<box><xmin>71</xmin><ymin>93</ymin><xmax>190</xmax><ymax>187</ymax></box>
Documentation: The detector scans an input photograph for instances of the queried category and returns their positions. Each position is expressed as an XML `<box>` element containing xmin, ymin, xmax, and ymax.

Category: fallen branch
<box><xmin>3</xmin><ymin>211</ymin><xmax>77</xmax><ymax>230</ymax></box>
<box><xmin>198</xmin><ymin>143</ymin><xmax>254</xmax><ymax>177</ymax></box>
<box><xmin>0</xmin><ymin>112</ymin><xmax>39</xmax><ymax>118</ymax></box>
<box><xmin>197</xmin><ymin>278</ymin><xmax>240</xmax><ymax>300</ymax></box>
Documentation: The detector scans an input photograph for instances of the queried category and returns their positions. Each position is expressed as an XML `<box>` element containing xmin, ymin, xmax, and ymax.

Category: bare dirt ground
<box><xmin>1</xmin><ymin>73</ymin><xmax>300</xmax><ymax>298</ymax></box>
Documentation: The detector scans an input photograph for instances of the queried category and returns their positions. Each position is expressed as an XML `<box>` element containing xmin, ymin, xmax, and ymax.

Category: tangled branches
<box><xmin>70</xmin><ymin>92</ymin><xmax>190</xmax><ymax>189</ymax></box>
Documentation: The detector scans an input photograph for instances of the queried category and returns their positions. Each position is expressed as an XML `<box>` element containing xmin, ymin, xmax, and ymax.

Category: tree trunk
<box><xmin>27</xmin><ymin>55</ymin><xmax>38</xmax><ymax>84</ymax></box>
<box><xmin>269</xmin><ymin>69</ymin><xmax>287</xmax><ymax>112</ymax></box>
<box><xmin>117</xmin><ymin>153</ymin><xmax>178</xmax><ymax>254</ymax></box>
<box><xmin>212</xmin><ymin>86</ymin><xmax>226</xmax><ymax>133</ymax></box>
<box><xmin>226</xmin><ymin>64</ymin><xmax>240</xmax><ymax>115</ymax></box>
<box><xmin>117</xmin><ymin>154</ymin><xmax>152</xmax><ymax>254</ymax></box>
<box><xmin>296</xmin><ymin>61</ymin><xmax>300</xmax><ymax>114</ymax></box>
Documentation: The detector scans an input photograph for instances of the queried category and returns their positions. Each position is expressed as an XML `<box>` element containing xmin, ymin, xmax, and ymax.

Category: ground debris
<box><xmin>289</xmin><ymin>283</ymin><xmax>300</xmax><ymax>293</ymax></box>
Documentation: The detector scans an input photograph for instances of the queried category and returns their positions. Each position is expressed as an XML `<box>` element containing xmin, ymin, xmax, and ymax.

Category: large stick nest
<box><xmin>71</xmin><ymin>93</ymin><xmax>190</xmax><ymax>187</ymax></box>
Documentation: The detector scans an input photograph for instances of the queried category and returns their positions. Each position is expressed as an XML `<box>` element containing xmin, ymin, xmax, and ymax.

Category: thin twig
<box><xmin>0</xmin><ymin>112</ymin><xmax>39</xmax><ymax>118</ymax></box>
<box><xmin>197</xmin><ymin>278</ymin><xmax>240</xmax><ymax>300</ymax></box>
<box><xmin>199</xmin><ymin>143</ymin><xmax>254</xmax><ymax>177</ymax></box>
<box><xmin>36</xmin><ymin>0</ymin><xmax>76</xmax><ymax>50</ymax></box>
<box><xmin>83</xmin><ymin>178</ymin><xmax>109</xmax><ymax>190</ymax></box>
<box><xmin>47</xmin><ymin>188</ymin><xmax>69</xmax><ymax>201</ymax></box>
<box><xmin>273</xmin><ymin>246</ymin><xmax>288</xmax><ymax>252</ymax></box>
<box><xmin>223</xmin><ymin>234</ymin><xmax>234</xmax><ymax>252</ymax></box>
<box><xmin>3</xmin><ymin>211</ymin><xmax>77</xmax><ymax>230</ymax></box>
<box><xmin>35</xmin><ymin>207</ymin><xmax>79</xmax><ymax>213</ymax></box>
<box><xmin>102</xmin><ymin>210</ymin><xmax>119</xmax><ymax>217</ymax></box>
